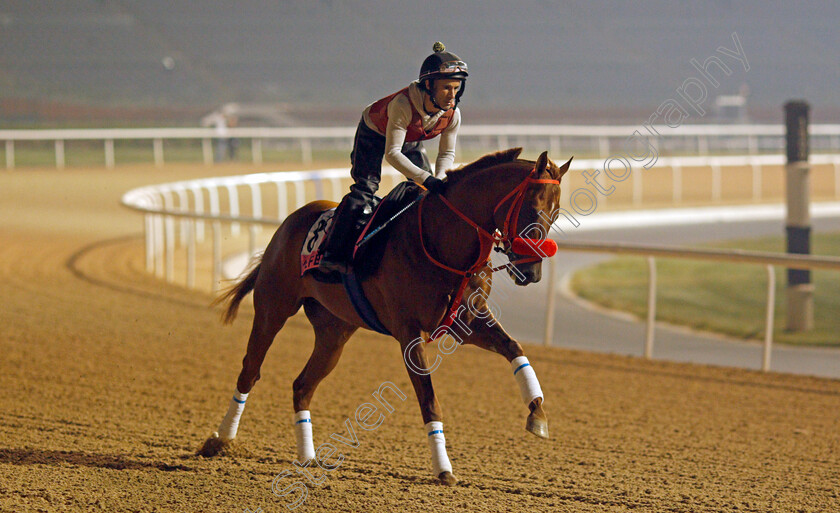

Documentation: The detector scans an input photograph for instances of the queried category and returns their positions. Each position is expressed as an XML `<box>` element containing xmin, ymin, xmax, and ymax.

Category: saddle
<box><xmin>300</xmin><ymin>180</ymin><xmax>423</xmax><ymax>280</ymax></box>
<box><xmin>299</xmin><ymin>181</ymin><xmax>423</xmax><ymax>335</ymax></box>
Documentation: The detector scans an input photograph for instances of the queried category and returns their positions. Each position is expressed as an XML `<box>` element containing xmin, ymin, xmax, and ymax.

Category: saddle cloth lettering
<box><xmin>299</xmin><ymin>208</ymin><xmax>335</xmax><ymax>275</ymax></box>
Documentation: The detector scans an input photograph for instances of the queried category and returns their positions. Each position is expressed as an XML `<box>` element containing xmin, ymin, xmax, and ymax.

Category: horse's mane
<box><xmin>445</xmin><ymin>147</ymin><xmax>526</xmax><ymax>185</ymax></box>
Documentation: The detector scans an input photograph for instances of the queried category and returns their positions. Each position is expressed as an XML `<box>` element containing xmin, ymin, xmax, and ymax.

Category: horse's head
<box><xmin>437</xmin><ymin>148</ymin><xmax>571</xmax><ymax>286</ymax></box>
<box><xmin>501</xmin><ymin>151</ymin><xmax>571</xmax><ymax>286</ymax></box>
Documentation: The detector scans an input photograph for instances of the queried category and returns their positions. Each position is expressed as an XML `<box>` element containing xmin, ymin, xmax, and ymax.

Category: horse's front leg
<box><xmin>399</xmin><ymin>335</ymin><xmax>458</xmax><ymax>486</ymax></box>
<box><xmin>460</xmin><ymin>312</ymin><xmax>549</xmax><ymax>439</ymax></box>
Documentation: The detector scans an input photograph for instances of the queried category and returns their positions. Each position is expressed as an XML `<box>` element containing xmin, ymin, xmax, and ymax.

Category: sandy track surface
<box><xmin>1</xmin><ymin>165</ymin><xmax>839</xmax><ymax>513</ymax></box>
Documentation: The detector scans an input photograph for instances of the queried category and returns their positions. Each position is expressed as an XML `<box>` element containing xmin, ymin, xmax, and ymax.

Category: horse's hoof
<box><xmin>437</xmin><ymin>471</ymin><xmax>458</xmax><ymax>486</ymax></box>
<box><xmin>197</xmin><ymin>432</ymin><xmax>229</xmax><ymax>457</ymax></box>
<box><xmin>526</xmin><ymin>416</ymin><xmax>549</xmax><ymax>439</ymax></box>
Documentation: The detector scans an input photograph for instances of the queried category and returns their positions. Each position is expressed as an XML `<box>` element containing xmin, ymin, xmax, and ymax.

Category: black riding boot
<box><xmin>318</xmin><ymin>197</ymin><xmax>367</xmax><ymax>274</ymax></box>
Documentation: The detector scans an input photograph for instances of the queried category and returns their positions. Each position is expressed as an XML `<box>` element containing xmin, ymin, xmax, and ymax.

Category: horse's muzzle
<box><xmin>504</xmin><ymin>238</ymin><xmax>554</xmax><ymax>285</ymax></box>
<box><xmin>509</xmin><ymin>261</ymin><xmax>542</xmax><ymax>285</ymax></box>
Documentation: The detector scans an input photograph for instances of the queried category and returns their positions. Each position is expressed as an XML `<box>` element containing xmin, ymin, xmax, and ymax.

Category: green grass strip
<box><xmin>570</xmin><ymin>232</ymin><xmax>840</xmax><ymax>347</ymax></box>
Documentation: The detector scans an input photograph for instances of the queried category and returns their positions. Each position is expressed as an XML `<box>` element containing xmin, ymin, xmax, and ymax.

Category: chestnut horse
<box><xmin>202</xmin><ymin>148</ymin><xmax>571</xmax><ymax>485</ymax></box>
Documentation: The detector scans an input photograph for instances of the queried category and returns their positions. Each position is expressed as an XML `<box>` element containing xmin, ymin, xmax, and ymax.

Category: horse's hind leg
<box><xmin>291</xmin><ymin>299</ymin><xmax>357</xmax><ymax>462</ymax></box>
<box><xmin>199</xmin><ymin>285</ymin><xmax>300</xmax><ymax>456</ymax></box>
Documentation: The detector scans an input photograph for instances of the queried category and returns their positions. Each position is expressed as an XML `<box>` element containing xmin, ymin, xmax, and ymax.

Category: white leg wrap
<box><xmin>216</xmin><ymin>390</ymin><xmax>248</xmax><ymax>441</ymax></box>
<box><xmin>425</xmin><ymin>421</ymin><xmax>453</xmax><ymax>476</ymax></box>
<box><xmin>511</xmin><ymin>356</ymin><xmax>544</xmax><ymax>405</ymax></box>
<box><xmin>294</xmin><ymin>410</ymin><xmax>316</xmax><ymax>463</ymax></box>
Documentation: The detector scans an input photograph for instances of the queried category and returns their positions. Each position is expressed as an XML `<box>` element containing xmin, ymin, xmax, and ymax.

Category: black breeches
<box><xmin>322</xmin><ymin>119</ymin><xmax>431</xmax><ymax>260</ymax></box>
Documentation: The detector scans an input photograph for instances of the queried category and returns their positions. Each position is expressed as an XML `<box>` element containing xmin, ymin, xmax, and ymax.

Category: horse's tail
<box><xmin>212</xmin><ymin>254</ymin><xmax>263</xmax><ymax>325</ymax></box>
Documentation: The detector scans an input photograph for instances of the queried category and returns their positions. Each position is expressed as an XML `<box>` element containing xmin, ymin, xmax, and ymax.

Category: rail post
<box><xmin>672</xmin><ymin>164</ymin><xmax>682</xmax><ymax>204</ymax></box>
<box><xmin>632</xmin><ymin>168</ymin><xmax>642</xmax><ymax>206</ymax></box>
<box><xmin>598</xmin><ymin>136</ymin><xmax>609</xmax><ymax>156</ymax></box>
<box><xmin>698</xmin><ymin>135</ymin><xmax>708</xmax><ymax>155</ymax></box>
<box><xmin>544</xmin><ymin>256</ymin><xmax>557</xmax><ymax>347</ymax></box>
<box><xmin>5</xmin><ymin>140</ymin><xmax>14</xmax><ymax>169</ymax></box>
<box><xmin>751</xmin><ymin>159</ymin><xmax>762</xmax><ymax>201</ymax></box>
<box><xmin>153</xmin><ymin>138</ymin><xmax>164</xmax><ymax>168</ymax></box>
<box><xmin>212</xmin><ymin>221</ymin><xmax>222</xmax><ymax>292</ymax></box>
<box><xmin>186</xmin><ymin>219</ymin><xmax>196</xmax><ymax>289</ymax></box>
<box><xmin>55</xmin><ymin>139</ymin><xmax>65</xmax><ymax>169</ymax></box>
<box><xmin>301</xmin><ymin>138</ymin><xmax>312</xmax><ymax>165</ymax></box>
<box><xmin>105</xmin><ymin>139</ymin><xmax>115</xmax><ymax>169</ymax></box>
<box><xmin>202</xmin><ymin>138</ymin><xmax>213</xmax><ymax>165</ymax></box>
<box><xmin>165</xmin><ymin>215</ymin><xmax>175</xmax><ymax>283</ymax></box>
<box><xmin>784</xmin><ymin>100</ymin><xmax>813</xmax><ymax>331</ymax></box>
<box><xmin>144</xmin><ymin>213</ymin><xmax>154</xmax><ymax>272</ymax></box>
<box><xmin>762</xmin><ymin>265</ymin><xmax>776</xmax><ymax>372</ymax></box>
<box><xmin>644</xmin><ymin>257</ymin><xmax>657</xmax><ymax>359</ymax></box>
<box><xmin>711</xmin><ymin>160</ymin><xmax>721</xmax><ymax>202</ymax></box>
<box><xmin>833</xmin><ymin>157</ymin><xmax>840</xmax><ymax>198</ymax></box>
<box><xmin>252</xmin><ymin>138</ymin><xmax>263</xmax><ymax>165</ymax></box>
<box><xmin>549</xmin><ymin>136</ymin><xmax>561</xmax><ymax>158</ymax></box>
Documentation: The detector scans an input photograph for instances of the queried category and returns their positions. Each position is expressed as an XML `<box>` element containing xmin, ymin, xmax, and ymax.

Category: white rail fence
<box><xmin>121</xmin><ymin>167</ymin><xmax>407</xmax><ymax>289</ymax></box>
<box><xmin>543</xmin><ymin>241</ymin><xmax>840</xmax><ymax>372</ymax></box>
<box><xmin>6</xmin><ymin>123</ymin><xmax>840</xmax><ymax>169</ymax></box>
<box><xmin>121</xmin><ymin>154</ymin><xmax>840</xmax><ymax>372</ymax></box>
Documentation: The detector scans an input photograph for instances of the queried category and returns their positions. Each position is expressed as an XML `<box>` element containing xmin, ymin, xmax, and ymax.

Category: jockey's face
<box><xmin>427</xmin><ymin>78</ymin><xmax>462</xmax><ymax>111</ymax></box>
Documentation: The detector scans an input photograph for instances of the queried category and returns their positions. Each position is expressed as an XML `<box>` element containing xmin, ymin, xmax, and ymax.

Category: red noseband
<box><xmin>511</xmin><ymin>237</ymin><xmax>558</xmax><ymax>258</ymax></box>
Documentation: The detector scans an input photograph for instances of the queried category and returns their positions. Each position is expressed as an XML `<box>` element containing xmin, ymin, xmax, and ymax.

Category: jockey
<box><xmin>318</xmin><ymin>42</ymin><xmax>468</xmax><ymax>274</ymax></box>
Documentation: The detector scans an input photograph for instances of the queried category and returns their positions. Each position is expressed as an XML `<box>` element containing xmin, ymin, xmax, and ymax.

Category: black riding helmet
<box><xmin>418</xmin><ymin>42</ymin><xmax>468</xmax><ymax>110</ymax></box>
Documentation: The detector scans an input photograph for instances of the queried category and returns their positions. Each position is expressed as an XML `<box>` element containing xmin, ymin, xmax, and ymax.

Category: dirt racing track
<box><xmin>1</xmin><ymin>165</ymin><xmax>839</xmax><ymax>513</ymax></box>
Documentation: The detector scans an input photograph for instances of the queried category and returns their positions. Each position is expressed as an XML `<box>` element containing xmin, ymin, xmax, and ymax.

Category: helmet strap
<box><xmin>430</xmin><ymin>92</ymin><xmax>448</xmax><ymax>112</ymax></box>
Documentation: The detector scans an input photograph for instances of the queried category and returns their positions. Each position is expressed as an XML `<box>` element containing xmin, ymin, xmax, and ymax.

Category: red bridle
<box><xmin>492</xmin><ymin>168</ymin><xmax>562</xmax><ymax>263</ymax></box>
<box><xmin>417</xmin><ymin>166</ymin><xmax>560</xmax><ymax>340</ymax></box>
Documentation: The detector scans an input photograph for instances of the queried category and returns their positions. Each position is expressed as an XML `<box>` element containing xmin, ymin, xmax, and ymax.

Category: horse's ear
<box><xmin>507</xmin><ymin>147</ymin><xmax>524</xmax><ymax>160</ymax></box>
<box><xmin>554</xmin><ymin>156</ymin><xmax>573</xmax><ymax>180</ymax></box>
<box><xmin>535</xmin><ymin>151</ymin><xmax>549</xmax><ymax>176</ymax></box>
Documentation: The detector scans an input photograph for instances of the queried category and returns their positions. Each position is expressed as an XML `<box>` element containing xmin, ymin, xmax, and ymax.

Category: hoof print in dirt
<box><xmin>196</xmin><ymin>432</ymin><xmax>251</xmax><ymax>458</ymax></box>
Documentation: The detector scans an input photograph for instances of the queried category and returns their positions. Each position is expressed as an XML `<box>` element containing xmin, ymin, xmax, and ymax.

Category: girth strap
<box><xmin>341</xmin><ymin>271</ymin><xmax>392</xmax><ymax>335</ymax></box>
